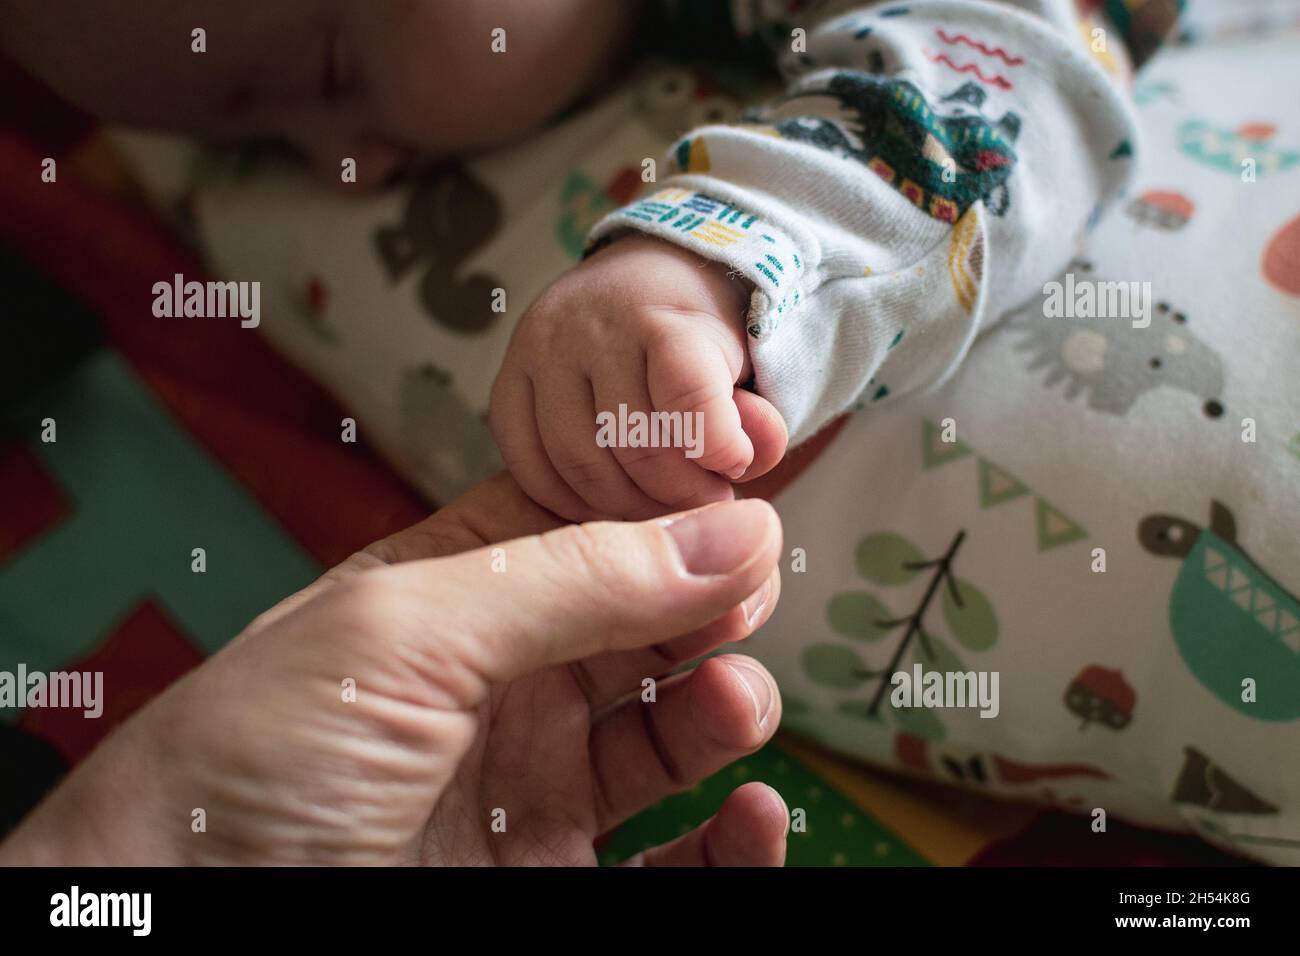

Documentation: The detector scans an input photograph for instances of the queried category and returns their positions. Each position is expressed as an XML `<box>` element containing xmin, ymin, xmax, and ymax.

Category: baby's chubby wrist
<box><xmin>589</xmin><ymin>234</ymin><xmax>752</xmax><ymax>335</ymax></box>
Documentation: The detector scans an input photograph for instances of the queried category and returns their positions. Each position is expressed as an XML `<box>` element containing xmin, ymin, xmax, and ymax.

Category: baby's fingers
<box><xmin>646</xmin><ymin>331</ymin><xmax>753</xmax><ymax>480</ymax></box>
<box><xmin>592</xmin><ymin>354</ymin><xmax>735</xmax><ymax>514</ymax></box>
<box><xmin>534</xmin><ymin>370</ymin><xmax>665</xmax><ymax>520</ymax></box>
<box><xmin>731</xmin><ymin>388</ymin><xmax>788</xmax><ymax>482</ymax></box>
<box><xmin>489</xmin><ymin>367</ymin><xmax>599</xmax><ymax>522</ymax></box>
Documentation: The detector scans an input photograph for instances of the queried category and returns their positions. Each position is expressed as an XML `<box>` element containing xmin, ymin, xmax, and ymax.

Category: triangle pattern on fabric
<box><xmin>921</xmin><ymin>419</ymin><xmax>973</xmax><ymax>469</ymax></box>
<box><xmin>1276</xmin><ymin>608</ymin><xmax>1300</xmax><ymax>653</ymax></box>
<box><xmin>1034</xmin><ymin>498</ymin><xmax>1087</xmax><ymax>551</ymax></box>
<box><xmin>1279</xmin><ymin>609</ymin><xmax>1299</xmax><ymax>637</ymax></box>
<box><xmin>977</xmin><ymin>458</ymin><xmax>1030</xmax><ymax>509</ymax></box>
<box><xmin>1227</xmin><ymin>565</ymin><xmax>1252</xmax><ymax>596</ymax></box>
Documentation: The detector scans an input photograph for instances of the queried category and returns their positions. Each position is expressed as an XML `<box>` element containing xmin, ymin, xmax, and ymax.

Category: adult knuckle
<box><xmin>548</xmin><ymin>522</ymin><xmax>610</xmax><ymax>567</ymax></box>
<box><xmin>333</xmin><ymin>573</ymin><xmax>403</xmax><ymax>635</ymax></box>
<box><xmin>542</xmin><ymin>523</ymin><xmax>641</xmax><ymax>598</ymax></box>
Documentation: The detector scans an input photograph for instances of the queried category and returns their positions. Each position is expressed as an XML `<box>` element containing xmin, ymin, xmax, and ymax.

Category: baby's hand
<box><xmin>490</xmin><ymin>235</ymin><xmax>788</xmax><ymax>521</ymax></box>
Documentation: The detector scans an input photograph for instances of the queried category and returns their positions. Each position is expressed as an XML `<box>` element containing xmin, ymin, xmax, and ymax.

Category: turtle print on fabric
<box><xmin>1139</xmin><ymin>501</ymin><xmax>1300</xmax><ymax>721</ymax></box>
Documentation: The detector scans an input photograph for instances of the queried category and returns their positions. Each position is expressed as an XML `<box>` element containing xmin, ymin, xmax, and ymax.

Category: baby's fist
<box><xmin>490</xmin><ymin>235</ymin><xmax>787</xmax><ymax>521</ymax></box>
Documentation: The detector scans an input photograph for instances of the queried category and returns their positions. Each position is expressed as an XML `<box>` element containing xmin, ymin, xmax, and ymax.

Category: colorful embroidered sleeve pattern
<box><xmin>590</xmin><ymin>0</ymin><xmax>1147</xmax><ymax>445</ymax></box>
<box><xmin>612</xmin><ymin>188</ymin><xmax>808</xmax><ymax>326</ymax></box>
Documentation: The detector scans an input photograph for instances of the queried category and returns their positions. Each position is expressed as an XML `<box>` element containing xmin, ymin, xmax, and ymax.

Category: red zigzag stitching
<box><xmin>935</xmin><ymin>28</ymin><xmax>1025</xmax><ymax>66</ymax></box>
<box><xmin>923</xmin><ymin>51</ymin><xmax>1014</xmax><ymax>90</ymax></box>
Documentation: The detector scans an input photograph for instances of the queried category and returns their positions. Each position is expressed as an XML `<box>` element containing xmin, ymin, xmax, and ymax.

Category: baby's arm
<box><xmin>493</xmin><ymin>0</ymin><xmax>1175</xmax><ymax>521</ymax></box>
<box><xmin>587</xmin><ymin>0</ymin><xmax>1154</xmax><ymax>446</ymax></box>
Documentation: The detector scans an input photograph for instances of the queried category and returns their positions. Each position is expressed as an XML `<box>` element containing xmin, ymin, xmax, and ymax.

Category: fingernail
<box><xmin>661</xmin><ymin>499</ymin><xmax>771</xmax><ymax>576</ymax></box>
<box><xmin>742</xmin><ymin>577</ymin><xmax>772</xmax><ymax>627</ymax></box>
<box><xmin>725</xmin><ymin>464</ymin><xmax>748</xmax><ymax>481</ymax></box>
<box><xmin>724</xmin><ymin>659</ymin><xmax>775</xmax><ymax>730</ymax></box>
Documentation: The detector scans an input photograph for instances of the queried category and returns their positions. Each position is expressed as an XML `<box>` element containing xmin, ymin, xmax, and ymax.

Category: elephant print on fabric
<box><xmin>1139</xmin><ymin>500</ymin><xmax>1300</xmax><ymax>721</ymax></box>
<box><xmin>1012</xmin><ymin>261</ymin><xmax>1226</xmax><ymax>420</ymax></box>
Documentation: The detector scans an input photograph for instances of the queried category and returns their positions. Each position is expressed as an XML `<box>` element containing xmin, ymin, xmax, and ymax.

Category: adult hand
<box><xmin>0</xmin><ymin>474</ymin><xmax>786</xmax><ymax>866</ymax></box>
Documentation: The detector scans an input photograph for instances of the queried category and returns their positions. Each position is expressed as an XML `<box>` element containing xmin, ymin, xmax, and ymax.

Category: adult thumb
<box><xmin>386</xmin><ymin>498</ymin><xmax>782</xmax><ymax>685</ymax></box>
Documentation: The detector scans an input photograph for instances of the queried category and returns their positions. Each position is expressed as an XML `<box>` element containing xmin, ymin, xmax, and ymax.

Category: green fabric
<box><xmin>0</xmin><ymin>351</ymin><xmax>320</xmax><ymax>691</ymax></box>
<box><xmin>600</xmin><ymin>742</ymin><xmax>929</xmax><ymax>866</ymax></box>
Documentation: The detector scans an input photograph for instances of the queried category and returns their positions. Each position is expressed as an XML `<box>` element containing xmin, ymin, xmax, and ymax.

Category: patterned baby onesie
<box><xmin>588</xmin><ymin>0</ymin><xmax>1162</xmax><ymax>444</ymax></box>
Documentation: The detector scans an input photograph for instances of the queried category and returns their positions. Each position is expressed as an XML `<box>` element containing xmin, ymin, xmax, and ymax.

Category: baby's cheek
<box><xmin>354</xmin><ymin>0</ymin><xmax>635</xmax><ymax>155</ymax></box>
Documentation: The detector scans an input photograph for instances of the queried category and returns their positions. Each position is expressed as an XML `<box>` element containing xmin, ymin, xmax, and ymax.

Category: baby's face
<box><xmin>6</xmin><ymin>0</ymin><xmax>630</xmax><ymax>185</ymax></box>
